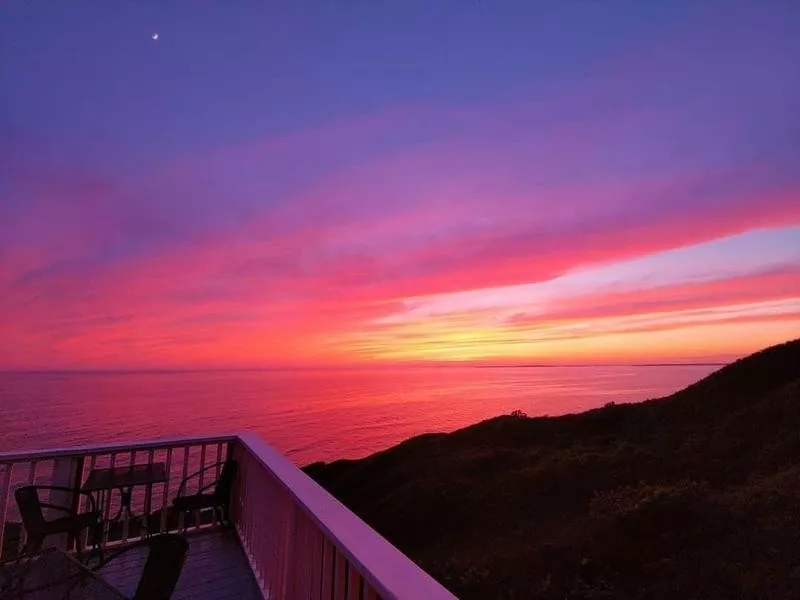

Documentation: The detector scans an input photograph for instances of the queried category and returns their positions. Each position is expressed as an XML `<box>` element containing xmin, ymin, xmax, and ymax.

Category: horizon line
<box><xmin>0</xmin><ymin>362</ymin><xmax>729</xmax><ymax>375</ymax></box>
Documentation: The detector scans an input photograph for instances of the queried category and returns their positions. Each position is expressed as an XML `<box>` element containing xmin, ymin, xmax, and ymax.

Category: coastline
<box><xmin>307</xmin><ymin>339</ymin><xmax>800</xmax><ymax>599</ymax></box>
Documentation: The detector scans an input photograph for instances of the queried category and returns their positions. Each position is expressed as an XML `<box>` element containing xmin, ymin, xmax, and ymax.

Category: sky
<box><xmin>1</xmin><ymin>1</ymin><xmax>799</xmax><ymax>369</ymax></box>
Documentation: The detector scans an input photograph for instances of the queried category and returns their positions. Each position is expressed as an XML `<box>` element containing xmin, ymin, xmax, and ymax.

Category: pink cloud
<box><xmin>503</xmin><ymin>268</ymin><xmax>800</xmax><ymax>325</ymax></box>
<box><xmin>2</xmin><ymin>169</ymin><xmax>798</xmax><ymax>368</ymax></box>
<box><xmin>2</xmin><ymin>69</ymin><xmax>799</xmax><ymax>368</ymax></box>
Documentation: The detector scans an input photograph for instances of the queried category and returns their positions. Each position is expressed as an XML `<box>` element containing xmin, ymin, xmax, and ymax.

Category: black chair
<box><xmin>172</xmin><ymin>460</ymin><xmax>238</xmax><ymax>526</ymax></box>
<box><xmin>14</xmin><ymin>486</ymin><xmax>102</xmax><ymax>556</ymax></box>
<box><xmin>92</xmin><ymin>534</ymin><xmax>188</xmax><ymax>600</ymax></box>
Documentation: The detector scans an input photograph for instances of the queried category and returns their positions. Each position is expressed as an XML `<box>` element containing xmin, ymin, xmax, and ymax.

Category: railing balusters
<box><xmin>66</xmin><ymin>456</ymin><xmax>85</xmax><ymax>553</ymax></box>
<box><xmin>277</xmin><ymin>489</ymin><xmax>292</xmax><ymax>597</ymax></box>
<box><xmin>121</xmin><ymin>451</ymin><xmax>132</xmax><ymax>543</ymax></box>
<box><xmin>288</xmin><ymin>507</ymin><xmax>302</xmax><ymax>600</ymax></box>
<box><xmin>268</xmin><ymin>473</ymin><xmax>280</xmax><ymax>596</ymax></box>
<box><xmin>333</xmin><ymin>549</ymin><xmax>348</xmax><ymax>600</ymax></box>
<box><xmin>83</xmin><ymin>455</ymin><xmax>97</xmax><ymax>549</ymax></box>
<box><xmin>0</xmin><ymin>463</ymin><xmax>12</xmax><ymax>561</ymax></box>
<box><xmin>18</xmin><ymin>461</ymin><xmax>38</xmax><ymax>552</ymax></box>
<box><xmin>27</xmin><ymin>461</ymin><xmax>37</xmax><ymax>486</ymax></box>
<box><xmin>0</xmin><ymin>434</ymin><xmax>456</xmax><ymax>600</ymax></box>
<box><xmin>310</xmin><ymin>525</ymin><xmax>323</xmax><ymax>600</ymax></box>
<box><xmin>238</xmin><ymin>450</ymin><xmax>260</xmax><ymax>589</ymax></box>
<box><xmin>195</xmin><ymin>443</ymin><xmax>207</xmax><ymax>530</ymax></box>
<box><xmin>347</xmin><ymin>562</ymin><xmax>362</xmax><ymax>600</ymax></box>
<box><xmin>142</xmin><ymin>449</ymin><xmax>155</xmax><ymax>536</ymax></box>
<box><xmin>253</xmin><ymin>451</ymin><xmax>267</xmax><ymax>594</ymax></box>
<box><xmin>103</xmin><ymin>452</ymin><xmax>117</xmax><ymax>546</ymax></box>
<box><xmin>160</xmin><ymin>448</ymin><xmax>173</xmax><ymax>534</ymax></box>
<box><xmin>0</xmin><ymin>436</ymin><xmax>240</xmax><ymax>563</ymax></box>
<box><xmin>254</xmin><ymin>458</ymin><xmax>268</xmax><ymax>595</ymax></box>
<box><xmin>179</xmin><ymin>446</ymin><xmax>190</xmax><ymax>531</ymax></box>
<box><xmin>297</xmin><ymin>509</ymin><xmax>314</xmax><ymax>600</ymax></box>
<box><xmin>277</xmin><ymin>477</ymin><xmax>289</xmax><ymax>596</ymax></box>
<box><xmin>212</xmin><ymin>442</ymin><xmax>223</xmax><ymax>528</ymax></box>
<box><xmin>321</xmin><ymin>538</ymin><xmax>334</xmax><ymax>600</ymax></box>
<box><xmin>199</xmin><ymin>445</ymin><xmax>207</xmax><ymax>482</ymax></box>
<box><xmin>364</xmin><ymin>586</ymin><xmax>379</xmax><ymax>600</ymax></box>
<box><xmin>234</xmin><ymin>433</ymin><xmax>457</xmax><ymax>600</ymax></box>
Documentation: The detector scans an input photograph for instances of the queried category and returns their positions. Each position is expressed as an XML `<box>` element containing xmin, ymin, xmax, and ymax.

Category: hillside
<box><xmin>305</xmin><ymin>339</ymin><xmax>800</xmax><ymax>599</ymax></box>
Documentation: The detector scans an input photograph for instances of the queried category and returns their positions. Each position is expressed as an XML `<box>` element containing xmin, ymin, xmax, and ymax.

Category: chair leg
<box><xmin>220</xmin><ymin>504</ymin><xmax>231</xmax><ymax>526</ymax></box>
<box><xmin>177</xmin><ymin>511</ymin><xmax>188</xmax><ymax>533</ymax></box>
<box><xmin>78</xmin><ymin>542</ymin><xmax>104</xmax><ymax>568</ymax></box>
<box><xmin>87</xmin><ymin>522</ymin><xmax>105</xmax><ymax>566</ymax></box>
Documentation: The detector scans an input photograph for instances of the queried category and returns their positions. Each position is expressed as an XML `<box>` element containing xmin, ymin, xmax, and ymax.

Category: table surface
<box><xmin>0</xmin><ymin>548</ymin><xmax>126</xmax><ymax>599</ymax></box>
<box><xmin>82</xmin><ymin>463</ymin><xmax>168</xmax><ymax>491</ymax></box>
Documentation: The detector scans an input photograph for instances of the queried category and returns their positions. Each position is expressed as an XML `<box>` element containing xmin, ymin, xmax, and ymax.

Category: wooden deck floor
<box><xmin>99</xmin><ymin>529</ymin><xmax>263</xmax><ymax>600</ymax></box>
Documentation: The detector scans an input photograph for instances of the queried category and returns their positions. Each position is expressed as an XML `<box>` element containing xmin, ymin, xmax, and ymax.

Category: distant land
<box><xmin>307</xmin><ymin>338</ymin><xmax>800</xmax><ymax>599</ymax></box>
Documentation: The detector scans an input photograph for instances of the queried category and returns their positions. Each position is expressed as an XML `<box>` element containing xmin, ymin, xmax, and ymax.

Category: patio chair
<box><xmin>92</xmin><ymin>534</ymin><xmax>188</xmax><ymax>600</ymax></box>
<box><xmin>14</xmin><ymin>486</ymin><xmax>102</xmax><ymax>556</ymax></box>
<box><xmin>172</xmin><ymin>459</ymin><xmax>238</xmax><ymax>526</ymax></box>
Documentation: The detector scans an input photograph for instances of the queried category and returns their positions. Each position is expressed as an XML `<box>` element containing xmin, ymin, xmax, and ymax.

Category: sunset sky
<box><xmin>1</xmin><ymin>1</ymin><xmax>799</xmax><ymax>369</ymax></box>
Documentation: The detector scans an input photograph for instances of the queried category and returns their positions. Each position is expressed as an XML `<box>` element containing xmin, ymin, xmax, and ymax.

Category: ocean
<box><xmin>0</xmin><ymin>365</ymin><xmax>718</xmax><ymax>464</ymax></box>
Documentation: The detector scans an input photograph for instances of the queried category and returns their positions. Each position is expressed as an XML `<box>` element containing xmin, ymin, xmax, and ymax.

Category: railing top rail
<box><xmin>0</xmin><ymin>434</ymin><xmax>238</xmax><ymax>463</ymax></box>
<box><xmin>236</xmin><ymin>432</ymin><xmax>457</xmax><ymax>600</ymax></box>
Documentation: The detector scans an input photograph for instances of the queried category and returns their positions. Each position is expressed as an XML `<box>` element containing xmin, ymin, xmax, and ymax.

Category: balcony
<box><xmin>0</xmin><ymin>434</ymin><xmax>456</xmax><ymax>600</ymax></box>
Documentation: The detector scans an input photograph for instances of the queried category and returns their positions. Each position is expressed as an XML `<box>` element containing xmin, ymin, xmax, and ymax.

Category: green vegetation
<box><xmin>306</xmin><ymin>339</ymin><xmax>800</xmax><ymax>599</ymax></box>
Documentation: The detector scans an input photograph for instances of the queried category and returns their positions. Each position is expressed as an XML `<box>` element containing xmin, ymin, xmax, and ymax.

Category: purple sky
<box><xmin>1</xmin><ymin>1</ymin><xmax>799</xmax><ymax>368</ymax></box>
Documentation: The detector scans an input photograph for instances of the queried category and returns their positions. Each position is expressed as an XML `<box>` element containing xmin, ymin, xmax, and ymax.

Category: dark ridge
<box><xmin>662</xmin><ymin>337</ymin><xmax>800</xmax><ymax>404</ymax></box>
<box><xmin>305</xmin><ymin>338</ymin><xmax>800</xmax><ymax>600</ymax></box>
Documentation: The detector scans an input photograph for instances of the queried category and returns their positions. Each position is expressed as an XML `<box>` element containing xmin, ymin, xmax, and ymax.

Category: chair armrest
<box><xmin>38</xmin><ymin>503</ymin><xmax>75</xmax><ymax>515</ymax></box>
<box><xmin>176</xmin><ymin>462</ymin><xmax>225</xmax><ymax>497</ymax></box>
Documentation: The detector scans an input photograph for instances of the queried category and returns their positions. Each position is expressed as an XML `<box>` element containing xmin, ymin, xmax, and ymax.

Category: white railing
<box><xmin>0</xmin><ymin>435</ymin><xmax>237</xmax><ymax>559</ymax></box>
<box><xmin>233</xmin><ymin>433</ymin><xmax>456</xmax><ymax>600</ymax></box>
<box><xmin>0</xmin><ymin>434</ymin><xmax>457</xmax><ymax>600</ymax></box>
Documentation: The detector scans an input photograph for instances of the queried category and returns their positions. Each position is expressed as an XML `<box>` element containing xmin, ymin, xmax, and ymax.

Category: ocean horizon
<box><xmin>0</xmin><ymin>364</ymin><xmax>718</xmax><ymax>463</ymax></box>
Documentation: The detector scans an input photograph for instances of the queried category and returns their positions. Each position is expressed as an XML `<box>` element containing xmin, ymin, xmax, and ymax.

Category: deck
<box><xmin>99</xmin><ymin>529</ymin><xmax>262</xmax><ymax>600</ymax></box>
<box><xmin>0</xmin><ymin>434</ymin><xmax>457</xmax><ymax>600</ymax></box>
